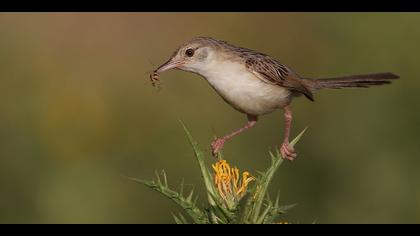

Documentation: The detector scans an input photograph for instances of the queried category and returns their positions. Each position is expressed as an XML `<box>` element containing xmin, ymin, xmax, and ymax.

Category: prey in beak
<box><xmin>150</xmin><ymin>58</ymin><xmax>184</xmax><ymax>88</ymax></box>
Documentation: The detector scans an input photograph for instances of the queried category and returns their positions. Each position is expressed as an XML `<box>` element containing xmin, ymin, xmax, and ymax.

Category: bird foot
<box><xmin>211</xmin><ymin>137</ymin><xmax>226</xmax><ymax>157</ymax></box>
<box><xmin>280</xmin><ymin>142</ymin><xmax>297</xmax><ymax>161</ymax></box>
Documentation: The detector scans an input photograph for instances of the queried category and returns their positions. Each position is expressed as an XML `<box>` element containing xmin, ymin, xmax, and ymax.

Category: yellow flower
<box><xmin>212</xmin><ymin>159</ymin><xmax>255</xmax><ymax>205</ymax></box>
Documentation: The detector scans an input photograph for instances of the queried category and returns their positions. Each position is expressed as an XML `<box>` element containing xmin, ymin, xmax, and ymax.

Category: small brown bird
<box><xmin>152</xmin><ymin>37</ymin><xmax>398</xmax><ymax>161</ymax></box>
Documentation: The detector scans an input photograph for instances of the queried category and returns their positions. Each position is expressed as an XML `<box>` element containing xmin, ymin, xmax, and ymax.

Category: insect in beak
<box><xmin>150</xmin><ymin>59</ymin><xmax>184</xmax><ymax>88</ymax></box>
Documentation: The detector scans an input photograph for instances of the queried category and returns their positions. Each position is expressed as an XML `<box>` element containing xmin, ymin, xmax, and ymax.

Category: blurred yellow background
<box><xmin>0</xmin><ymin>13</ymin><xmax>419</xmax><ymax>223</ymax></box>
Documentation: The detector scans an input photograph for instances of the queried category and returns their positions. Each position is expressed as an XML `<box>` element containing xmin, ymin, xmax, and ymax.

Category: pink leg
<box><xmin>211</xmin><ymin>115</ymin><xmax>258</xmax><ymax>156</ymax></box>
<box><xmin>280</xmin><ymin>105</ymin><xmax>297</xmax><ymax>161</ymax></box>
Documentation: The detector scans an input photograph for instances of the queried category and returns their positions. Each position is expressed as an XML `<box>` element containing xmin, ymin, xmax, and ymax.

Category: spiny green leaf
<box><xmin>255</xmin><ymin>170</ymin><xmax>265</xmax><ymax>177</ymax></box>
<box><xmin>263</xmin><ymin>203</ymin><xmax>297</xmax><ymax>224</ymax></box>
<box><xmin>207</xmin><ymin>190</ymin><xmax>236</xmax><ymax>223</ymax></box>
<box><xmin>172</xmin><ymin>213</ymin><xmax>189</xmax><ymax>224</ymax></box>
<box><xmin>154</xmin><ymin>170</ymin><xmax>161</xmax><ymax>186</ymax></box>
<box><xmin>128</xmin><ymin>176</ymin><xmax>208</xmax><ymax>224</ymax></box>
<box><xmin>278</xmin><ymin>203</ymin><xmax>298</xmax><ymax>214</ymax></box>
<box><xmin>133</xmin><ymin>123</ymin><xmax>304</xmax><ymax>224</ymax></box>
<box><xmin>177</xmin><ymin>213</ymin><xmax>189</xmax><ymax>224</ymax></box>
<box><xmin>208</xmin><ymin>204</ymin><xmax>235</xmax><ymax>224</ymax></box>
<box><xmin>274</xmin><ymin>192</ymin><xmax>280</xmax><ymax>209</ymax></box>
<box><xmin>186</xmin><ymin>188</ymin><xmax>195</xmax><ymax>202</ymax></box>
<box><xmin>235</xmin><ymin>191</ymin><xmax>254</xmax><ymax>224</ymax></box>
<box><xmin>250</xmin><ymin>129</ymin><xmax>306</xmax><ymax>223</ymax></box>
<box><xmin>205</xmin><ymin>208</ymin><xmax>219</xmax><ymax>224</ymax></box>
<box><xmin>269</xmin><ymin>150</ymin><xmax>276</xmax><ymax>165</ymax></box>
<box><xmin>172</xmin><ymin>213</ymin><xmax>183</xmax><ymax>224</ymax></box>
<box><xmin>161</xmin><ymin>169</ymin><xmax>168</xmax><ymax>187</ymax></box>
<box><xmin>251</xmin><ymin>154</ymin><xmax>283</xmax><ymax>223</ymax></box>
<box><xmin>180</xmin><ymin>120</ymin><xmax>218</xmax><ymax>207</ymax></box>
<box><xmin>257</xmin><ymin>201</ymin><xmax>273</xmax><ymax>224</ymax></box>
<box><xmin>193</xmin><ymin>196</ymin><xmax>199</xmax><ymax>205</ymax></box>
<box><xmin>290</xmin><ymin>127</ymin><xmax>308</xmax><ymax>148</ymax></box>
<box><xmin>265</xmin><ymin>192</ymin><xmax>272</xmax><ymax>203</ymax></box>
<box><xmin>172</xmin><ymin>212</ymin><xmax>190</xmax><ymax>224</ymax></box>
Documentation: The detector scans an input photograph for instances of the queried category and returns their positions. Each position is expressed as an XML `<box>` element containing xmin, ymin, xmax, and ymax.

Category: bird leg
<box><xmin>280</xmin><ymin>105</ymin><xmax>297</xmax><ymax>161</ymax></box>
<box><xmin>211</xmin><ymin>115</ymin><xmax>258</xmax><ymax>156</ymax></box>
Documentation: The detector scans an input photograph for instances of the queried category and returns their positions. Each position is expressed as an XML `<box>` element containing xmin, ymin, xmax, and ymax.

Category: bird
<box><xmin>151</xmin><ymin>36</ymin><xmax>399</xmax><ymax>161</ymax></box>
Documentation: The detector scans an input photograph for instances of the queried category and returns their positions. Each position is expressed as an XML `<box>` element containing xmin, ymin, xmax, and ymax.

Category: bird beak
<box><xmin>156</xmin><ymin>58</ymin><xmax>184</xmax><ymax>73</ymax></box>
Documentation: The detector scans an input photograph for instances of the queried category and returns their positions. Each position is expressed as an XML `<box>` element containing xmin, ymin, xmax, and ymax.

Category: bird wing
<box><xmin>243</xmin><ymin>54</ymin><xmax>315</xmax><ymax>101</ymax></box>
<box><xmin>244</xmin><ymin>55</ymin><xmax>289</xmax><ymax>84</ymax></box>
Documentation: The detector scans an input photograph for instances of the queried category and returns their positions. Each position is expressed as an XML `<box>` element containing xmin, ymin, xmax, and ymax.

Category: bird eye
<box><xmin>185</xmin><ymin>48</ymin><xmax>195</xmax><ymax>57</ymax></box>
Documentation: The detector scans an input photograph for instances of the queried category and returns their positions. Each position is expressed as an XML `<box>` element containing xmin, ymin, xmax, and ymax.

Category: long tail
<box><xmin>305</xmin><ymin>72</ymin><xmax>399</xmax><ymax>91</ymax></box>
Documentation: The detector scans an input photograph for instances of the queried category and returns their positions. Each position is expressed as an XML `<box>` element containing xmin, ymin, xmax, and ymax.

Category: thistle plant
<box><xmin>130</xmin><ymin>122</ymin><xmax>306</xmax><ymax>224</ymax></box>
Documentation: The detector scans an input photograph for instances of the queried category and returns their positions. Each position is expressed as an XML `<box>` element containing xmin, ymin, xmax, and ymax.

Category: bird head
<box><xmin>154</xmin><ymin>37</ymin><xmax>220</xmax><ymax>75</ymax></box>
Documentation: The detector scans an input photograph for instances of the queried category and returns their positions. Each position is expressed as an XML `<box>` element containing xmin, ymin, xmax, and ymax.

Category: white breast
<box><xmin>198</xmin><ymin>60</ymin><xmax>291</xmax><ymax>116</ymax></box>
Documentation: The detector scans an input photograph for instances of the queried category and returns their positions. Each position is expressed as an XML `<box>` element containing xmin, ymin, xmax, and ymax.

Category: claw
<box><xmin>280</xmin><ymin>142</ymin><xmax>297</xmax><ymax>161</ymax></box>
<box><xmin>211</xmin><ymin>138</ymin><xmax>225</xmax><ymax>157</ymax></box>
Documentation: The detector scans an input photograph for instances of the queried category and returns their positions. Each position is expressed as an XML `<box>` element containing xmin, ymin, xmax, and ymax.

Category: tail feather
<box><xmin>305</xmin><ymin>72</ymin><xmax>399</xmax><ymax>91</ymax></box>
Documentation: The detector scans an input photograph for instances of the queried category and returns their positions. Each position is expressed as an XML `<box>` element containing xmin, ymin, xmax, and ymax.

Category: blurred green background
<box><xmin>0</xmin><ymin>13</ymin><xmax>419</xmax><ymax>223</ymax></box>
